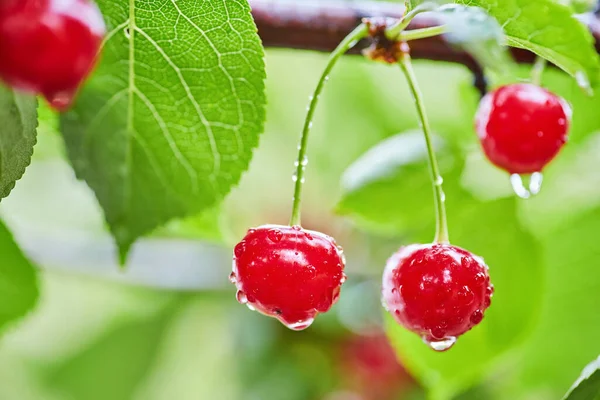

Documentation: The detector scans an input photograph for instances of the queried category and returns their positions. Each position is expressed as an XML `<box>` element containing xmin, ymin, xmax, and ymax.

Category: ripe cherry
<box><xmin>382</xmin><ymin>243</ymin><xmax>493</xmax><ymax>351</ymax></box>
<box><xmin>0</xmin><ymin>0</ymin><xmax>105</xmax><ymax>111</ymax></box>
<box><xmin>475</xmin><ymin>83</ymin><xmax>571</xmax><ymax>174</ymax></box>
<box><xmin>231</xmin><ymin>225</ymin><xmax>346</xmax><ymax>330</ymax></box>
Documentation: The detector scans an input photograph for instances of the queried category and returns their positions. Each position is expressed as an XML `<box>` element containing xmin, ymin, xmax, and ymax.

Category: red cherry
<box><xmin>0</xmin><ymin>0</ymin><xmax>105</xmax><ymax>111</ymax></box>
<box><xmin>382</xmin><ymin>243</ymin><xmax>493</xmax><ymax>351</ymax></box>
<box><xmin>231</xmin><ymin>225</ymin><xmax>346</xmax><ymax>330</ymax></box>
<box><xmin>475</xmin><ymin>83</ymin><xmax>571</xmax><ymax>174</ymax></box>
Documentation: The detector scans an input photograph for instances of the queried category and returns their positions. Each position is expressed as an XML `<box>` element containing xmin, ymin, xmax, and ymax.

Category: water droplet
<box><xmin>536</xmin><ymin>131</ymin><xmax>544</xmax><ymax>138</ymax></box>
<box><xmin>286</xmin><ymin>317</ymin><xmax>315</xmax><ymax>331</ymax></box>
<box><xmin>246</xmin><ymin>303</ymin><xmax>256</xmax><ymax>311</ymax></box>
<box><xmin>308</xmin><ymin>122</ymin><xmax>313</xmax><ymax>129</ymax></box>
<box><xmin>248</xmin><ymin>228</ymin><xmax>256</xmax><ymax>234</ymax></box>
<box><xmin>440</xmin><ymin>190</ymin><xmax>446</xmax><ymax>203</ymax></box>
<box><xmin>510</xmin><ymin>172</ymin><xmax>543</xmax><ymax>199</ymax></box>
<box><xmin>301</xmin><ymin>156</ymin><xmax>308</xmax><ymax>166</ymax></box>
<box><xmin>46</xmin><ymin>90</ymin><xmax>75</xmax><ymax>112</ymax></box>
<box><xmin>229</xmin><ymin>272</ymin><xmax>237</xmax><ymax>284</ymax></box>
<box><xmin>324</xmin><ymin>75</ymin><xmax>330</xmax><ymax>81</ymax></box>
<box><xmin>291</xmin><ymin>225</ymin><xmax>302</xmax><ymax>231</ymax></box>
<box><xmin>292</xmin><ymin>173</ymin><xmax>298</xmax><ymax>183</ymax></box>
<box><xmin>424</xmin><ymin>336</ymin><xmax>456</xmax><ymax>352</ymax></box>
<box><xmin>234</xmin><ymin>241</ymin><xmax>246</xmax><ymax>258</ymax></box>
<box><xmin>470</xmin><ymin>310</ymin><xmax>484</xmax><ymax>324</ymax></box>
<box><xmin>558</xmin><ymin>118</ymin><xmax>566</xmax><ymax>127</ymax></box>
<box><xmin>474</xmin><ymin>272</ymin><xmax>486</xmax><ymax>283</ymax></box>
<box><xmin>124</xmin><ymin>27</ymin><xmax>131</xmax><ymax>38</ymax></box>
<box><xmin>236</xmin><ymin>290</ymin><xmax>248</xmax><ymax>304</ymax></box>
<box><xmin>340</xmin><ymin>273</ymin><xmax>348</xmax><ymax>284</ymax></box>
<box><xmin>268</xmin><ymin>228</ymin><xmax>283</xmax><ymax>243</ymax></box>
<box><xmin>435</xmin><ymin>176</ymin><xmax>444</xmax><ymax>186</ymax></box>
<box><xmin>487</xmin><ymin>284</ymin><xmax>495</xmax><ymax>295</ymax></box>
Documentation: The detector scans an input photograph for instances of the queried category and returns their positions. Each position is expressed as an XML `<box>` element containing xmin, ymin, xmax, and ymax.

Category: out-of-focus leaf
<box><xmin>0</xmin><ymin>219</ymin><xmax>38</xmax><ymax>333</ymax></box>
<box><xmin>508</xmin><ymin>207</ymin><xmax>600</xmax><ymax>398</ymax></box>
<box><xmin>563</xmin><ymin>356</ymin><xmax>600</xmax><ymax>400</ymax></box>
<box><xmin>435</xmin><ymin>4</ymin><xmax>515</xmax><ymax>74</ymax></box>
<box><xmin>336</xmin><ymin>131</ymin><xmax>455</xmax><ymax>237</ymax></box>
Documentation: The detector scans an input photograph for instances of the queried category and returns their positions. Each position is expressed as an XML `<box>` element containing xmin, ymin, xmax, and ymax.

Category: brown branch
<box><xmin>250</xmin><ymin>0</ymin><xmax>600</xmax><ymax>73</ymax></box>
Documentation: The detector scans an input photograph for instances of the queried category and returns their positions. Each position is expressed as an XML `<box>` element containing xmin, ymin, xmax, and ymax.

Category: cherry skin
<box><xmin>475</xmin><ymin>83</ymin><xmax>571</xmax><ymax>174</ymax></box>
<box><xmin>0</xmin><ymin>0</ymin><xmax>106</xmax><ymax>111</ymax></box>
<box><xmin>382</xmin><ymin>243</ymin><xmax>493</xmax><ymax>351</ymax></box>
<box><xmin>231</xmin><ymin>225</ymin><xmax>346</xmax><ymax>330</ymax></box>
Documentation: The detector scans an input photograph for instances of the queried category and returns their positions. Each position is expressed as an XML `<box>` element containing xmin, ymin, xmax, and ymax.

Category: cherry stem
<box><xmin>289</xmin><ymin>23</ymin><xmax>369</xmax><ymax>227</ymax></box>
<box><xmin>399</xmin><ymin>52</ymin><xmax>450</xmax><ymax>244</ymax></box>
<box><xmin>386</xmin><ymin>3</ymin><xmax>440</xmax><ymax>40</ymax></box>
<box><xmin>398</xmin><ymin>25</ymin><xmax>446</xmax><ymax>42</ymax></box>
<box><xmin>531</xmin><ymin>56</ymin><xmax>547</xmax><ymax>86</ymax></box>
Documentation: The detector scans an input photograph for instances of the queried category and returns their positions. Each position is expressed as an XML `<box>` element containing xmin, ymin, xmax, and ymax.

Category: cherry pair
<box><xmin>230</xmin><ymin>82</ymin><xmax>570</xmax><ymax>351</ymax></box>
<box><xmin>0</xmin><ymin>0</ymin><xmax>105</xmax><ymax>110</ymax></box>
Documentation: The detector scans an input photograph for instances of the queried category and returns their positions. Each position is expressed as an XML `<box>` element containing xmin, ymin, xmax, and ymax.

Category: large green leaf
<box><xmin>0</xmin><ymin>86</ymin><xmax>37</xmax><ymax>200</ymax></box>
<box><xmin>456</xmin><ymin>0</ymin><xmax>600</xmax><ymax>89</ymax></box>
<box><xmin>337</xmin><ymin>134</ymin><xmax>543</xmax><ymax>399</ymax></box>
<box><xmin>60</xmin><ymin>0</ymin><xmax>266</xmax><ymax>261</ymax></box>
<box><xmin>563</xmin><ymin>356</ymin><xmax>600</xmax><ymax>400</ymax></box>
<box><xmin>0</xmin><ymin>219</ymin><xmax>38</xmax><ymax>333</ymax></box>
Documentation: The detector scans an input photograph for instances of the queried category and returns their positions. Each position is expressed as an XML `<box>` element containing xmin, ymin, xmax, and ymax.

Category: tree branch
<box><xmin>250</xmin><ymin>0</ymin><xmax>600</xmax><ymax>73</ymax></box>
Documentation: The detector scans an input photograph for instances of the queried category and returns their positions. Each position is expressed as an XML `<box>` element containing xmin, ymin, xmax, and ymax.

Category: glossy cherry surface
<box><xmin>475</xmin><ymin>83</ymin><xmax>571</xmax><ymax>174</ymax></box>
<box><xmin>382</xmin><ymin>243</ymin><xmax>493</xmax><ymax>351</ymax></box>
<box><xmin>231</xmin><ymin>225</ymin><xmax>346</xmax><ymax>330</ymax></box>
<box><xmin>0</xmin><ymin>0</ymin><xmax>105</xmax><ymax>110</ymax></box>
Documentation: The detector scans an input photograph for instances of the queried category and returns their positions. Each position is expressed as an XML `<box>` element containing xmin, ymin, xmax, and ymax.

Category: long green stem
<box><xmin>399</xmin><ymin>54</ymin><xmax>449</xmax><ymax>244</ymax></box>
<box><xmin>530</xmin><ymin>56</ymin><xmax>547</xmax><ymax>86</ymax></box>
<box><xmin>289</xmin><ymin>23</ymin><xmax>369</xmax><ymax>226</ymax></box>
<box><xmin>398</xmin><ymin>25</ymin><xmax>446</xmax><ymax>42</ymax></box>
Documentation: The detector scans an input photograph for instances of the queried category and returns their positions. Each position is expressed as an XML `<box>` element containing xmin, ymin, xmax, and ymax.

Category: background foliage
<box><xmin>0</xmin><ymin>0</ymin><xmax>599</xmax><ymax>399</ymax></box>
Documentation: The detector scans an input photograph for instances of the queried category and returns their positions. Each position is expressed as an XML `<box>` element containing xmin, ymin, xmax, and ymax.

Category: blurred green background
<box><xmin>0</xmin><ymin>44</ymin><xmax>599</xmax><ymax>399</ymax></box>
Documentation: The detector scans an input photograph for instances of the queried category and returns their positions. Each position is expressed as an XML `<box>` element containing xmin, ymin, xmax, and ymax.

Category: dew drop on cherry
<box><xmin>286</xmin><ymin>317</ymin><xmax>315</xmax><ymax>331</ymax></box>
<box><xmin>267</xmin><ymin>228</ymin><xmax>283</xmax><ymax>243</ymax></box>
<box><xmin>229</xmin><ymin>271</ymin><xmax>237</xmax><ymax>284</ymax></box>
<box><xmin>424</xmin><ymin>336</ymin><xmax>457</xmax><ymax>352</ymax></box>
<box><xmin>510</xmin><ymin>172</ymin><xmax>543</xmax><ymax>199</ymax></box>
<box><xmin>236</xmin><ymin>290</ymin><xmax>248</xmax><ymax>305</ymax></box>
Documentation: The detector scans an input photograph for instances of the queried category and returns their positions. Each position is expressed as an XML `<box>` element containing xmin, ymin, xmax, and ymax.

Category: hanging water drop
<box><xmin>424</xmin><ymin>336</ymin><xmax>456</xmax><ymax>352</ymax></box>
<box><xmin>229</xmin><ymin>271</ymin><xmax>237</xmax><ymax>284</ymax></box>
<box><xmin>292</xmin><ymin>172</ymin><xmax>298</xmax><ymax>183</ymax></box>
<box><xmin>510</xmin><ymin>172</ymin><xmax>543</xmax><ymax>199</ymax></box>
<box><xmin>236</xmin><ymin>290</ymin><xmax>248</xmax><ymax>305</ymax></box>
<box><xmin>285</xmin><ymin>317</ymin><xmax>315</xmax><ymax>331</ymax></box>
<box><xmin>301</xmin><ymin>156</ymin><xmax>308</xmax><ymax>166</ymax></box>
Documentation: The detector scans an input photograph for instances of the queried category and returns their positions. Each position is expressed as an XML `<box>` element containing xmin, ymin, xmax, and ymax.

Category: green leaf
<box><xmin>0</xmin><ymin>219</ymin><xmax>38</xmax><ymax>333</ymax></box>
<box><xmin>563</xmin><ymin>356</ymin><xmax>600</xmax><ymax>400</ymax></box>
<box><xmin>338</xmin><ymin>135</ymin><xmax>543</xmax><ymax>399</ymax></box>
<box><xmin>455</xmin><ymin>0</ymin><xmax>600</xmax><ymax>89</ymax></box>
<box><xmin>0</xmin><ymin>86</ymin><xmax>37</xmax><ymax>200</ymax></box>
<box><xmin>60</xmin><ymin>0</ymin><xmax>266</xmax><ymax>261</ymax></box>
